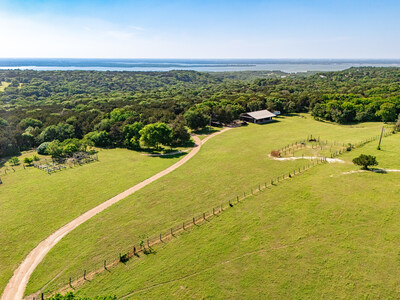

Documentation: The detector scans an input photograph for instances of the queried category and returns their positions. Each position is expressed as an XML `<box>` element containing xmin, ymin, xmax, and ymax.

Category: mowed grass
<box><xmin>66</xmin><ymin>134</ymin><xmax>400</xmax><ymax>299</ymax></box>
<box><xmin>0</xmin><ymin>148</ymin><xmax>183</xmax><ymax>295</ymax></box>
<box><xmin>25</xmin><ymin>115</ymin><xmax>387</xmax><ymax>295</ymax></box>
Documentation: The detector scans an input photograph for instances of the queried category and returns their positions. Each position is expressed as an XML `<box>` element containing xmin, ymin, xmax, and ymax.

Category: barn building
<box><xmin>240</xmin><ymin>109</ymin><xmax>276</xmax><ymax>124</ymax></box>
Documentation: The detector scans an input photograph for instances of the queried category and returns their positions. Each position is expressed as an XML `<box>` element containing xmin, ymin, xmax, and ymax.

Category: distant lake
<box><xmin>0</xmin><ymin>58</ymin><xmax>400</xmax><ymax>73</ymax></box>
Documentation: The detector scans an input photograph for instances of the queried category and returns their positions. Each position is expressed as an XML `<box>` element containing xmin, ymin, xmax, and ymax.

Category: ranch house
<box><xmin>240</xmin><ymin>109</ymin><xmax>276</xmax><ymax>124</ymax></box>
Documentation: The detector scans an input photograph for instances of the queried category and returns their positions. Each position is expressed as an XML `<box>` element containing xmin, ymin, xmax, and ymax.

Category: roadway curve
<box><xmin>1</xmin><ymin>128</ymin><xmax>231</xmax><ymax>300</ymax></box>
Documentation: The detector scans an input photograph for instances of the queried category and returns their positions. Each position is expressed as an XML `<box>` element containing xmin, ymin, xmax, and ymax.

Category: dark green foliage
<box><xmin>37</xmin><ymin>123</ymin><xmax>75</xmax><ymax>143</ymax></box>
<box><xmin>84</xmin><ymin>131</ymin><xmax>111</xmax><ymax>147</ymax></box>
<box><xmin>37</xmin><ymin>142</ymin><xmax>50</xmax><ymax>155</ymax></box>
<box><xmin>1</xmin><ymin>67</ymin><xmax>400</xmax><ymax>157</ymax></box>
<box><xmin>123</xmin><ymin>122</ymin><xmax>144</xmax><ymax>149</ymax></box>
<box><xmin>352</xmin><ymin>154</ymin><xmax>378</xmax><ymax>170</ymax></box>
<box><xmin>48</xmin><ymin>292</ymin><xmax>116</xmax><ymax>300</ymax></box>
<box><xmin>0</xmin><ymin>117</ymin><xmax>9</xmax><ymax>127</ymax></box>
<box><xmin>184</xmin><ymin>107</ymin><xmax>210</xmax><ymax>130</ymax></box>
<box><xmin>120</xmin><ymin>253</ymin><xmax>129</xmax><ymax>263</ymax></box>
<box><xmin>170</xmin><ymin>116</ymin><xmax>191</xmax><ymax>146</ymax></box>
<box><xmin>19</xmin><ymin>118</ymin><xmax>43</xmax><ymax>129</ymax></box>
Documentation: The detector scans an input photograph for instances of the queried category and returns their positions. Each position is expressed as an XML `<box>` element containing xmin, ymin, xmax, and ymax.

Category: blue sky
<box><xmin>0</xmin><ymin>0</ymin><xmax>399</xmax><ymax>58</ymax></box>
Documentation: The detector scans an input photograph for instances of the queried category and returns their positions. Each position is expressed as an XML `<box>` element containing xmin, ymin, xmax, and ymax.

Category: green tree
<box><xmin>184</xmin><ymin>108</ymin><xmax>210</xmax><ymax>130</ymax></box>
<box><xmin>9</xmin><ymin>156</ymin><xmax>20</xmax><ymax>166</ymax></box>
<box><xmin>376</xmin><ymin>103</ymin><xmax>397</xmax><ymax>122</ymax></box>
<box><xmin>123</xmin><ymin>122</ymin><xmax>144</xmax><ymax>149</ymax></box>
<box><xmin>352</xmin><ymin>154</ymin><xmax>378</xmax><ymax>170</ymax></box>
<box><xmin>84</xmin><ymin>131</ymin><xmax>111</xmax><ymax>147</ymax></box>
<box><xmin>46</xmin><ymin>140</ymin><xmax>63</xmax><ymax>158</ymax></box>
<box><xmin>139</xmin><ymin>122</ymin><xmax>172</xmax><ymax>149</ymax></box>
<box><xmin>19</xmin><ymin>118</ymin><xmax>43</xmax><ymax>129</ymax></box>
<box><xmin>170</xmin><ymin>116</ymin><xmax>191</xmax><ymax>146</ymax></box>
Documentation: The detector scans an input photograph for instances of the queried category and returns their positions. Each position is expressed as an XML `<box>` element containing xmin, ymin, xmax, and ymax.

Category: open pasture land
<box><xmin>0</xmin><ymin>148</ymin><xmax>183</xmax><ymax>295</ymax></box>
<box><xmin>24</xmin><ymin>115</ymin><xmax>388</xmax><ymax>296</ymax></box>
<box><xmin>61</xmin><ymin>132</ymin><xmax>400</xmax><ymax>299</ymax></box>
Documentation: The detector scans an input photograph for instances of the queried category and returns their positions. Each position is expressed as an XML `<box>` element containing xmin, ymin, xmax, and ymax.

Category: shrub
<box><xmin>270</xmin><ymin>150</ymin><xmax>281</xmax><ymax>157</ymax></box>
<box><xmin>23</xmin><ymin>157</ymin><xmax>34</xmax><ymax>165</ymax></box>
<box><xmin>9</xmin><ymin>156</ymin><xmax>20</xmax><ymax>166</ymax></box>
<box><xmin>352</xmin><ymin>154</ymin><xmax>378</xmax><ymax>170</ymax></box>
<box><xmin>37</xmin><ymin>142</ymin><xmax>50</xmax><ymax>155</ymax></box>
<box><xmin>32</xmin><ymin>154</ymin><xmax>40</xmax><ymax>161</ymax></box>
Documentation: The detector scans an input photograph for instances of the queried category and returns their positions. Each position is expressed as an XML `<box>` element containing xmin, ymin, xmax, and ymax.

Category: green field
<box><xmin>0</xmin><ymin>148</ymin><xmax>183</xmax><ymax>295</ymax></box>
<box><xmin>24</xmin><ymin>115</ymin><xmax>390</xmax><ymax>296</ymax></box>
<box><xmin>67</xmin><ymin>133</ymin><xmax>400</xmax><ymax>299</ymax></box>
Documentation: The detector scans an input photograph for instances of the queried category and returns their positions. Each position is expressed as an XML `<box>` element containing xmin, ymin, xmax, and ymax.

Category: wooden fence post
<box><xmin>69</xmin><ymin>277</ymin><xmax>72</xmax><ymax>288</ymax></box>
<box><xmin>193</xmin><ymin>217</ymin><xmax>195</xmax><ymax>225</ymax></box>
<box><xmin>84</xmin><ymin>270</ymin><xmax>86</xmax><ymax>280</ymax></box>
<box><xmin>160</xmin><ymin>233</ymin><xmax>162</xmax><ymax>241</ymax></box>
<box><xmin>104</xmin><ymin>260</ymin><xmax>107</xmax><ymax>270</ymax></box>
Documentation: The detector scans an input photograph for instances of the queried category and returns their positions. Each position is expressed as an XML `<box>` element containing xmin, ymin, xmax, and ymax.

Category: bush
<box><xmin>23</xmin><ymin>157</ymin><xmax>34</xmax><ymax>165</ymax></box>
<box><xmin>8</xmin><ymin>156</ymin><xmax>20</xmax><ymax>166</ymax></box>
<box><xmin>37</xmin><ymin>142</ymin><xmax>50</xmax><ymax>155</ymax></box>
<box><xmin>352</xmin><ymin>154</ymin><xmax>378</xmax><ymax>170</ymax></box>
<box><xmin>270</xmin><ymin>150</ymin><xmax>281</xmax><ymax>157</ymax></box>
<box><xmin>32</xmin><ymin>154</ymin><xmax>40</xmax><ymax>161</ymax></box>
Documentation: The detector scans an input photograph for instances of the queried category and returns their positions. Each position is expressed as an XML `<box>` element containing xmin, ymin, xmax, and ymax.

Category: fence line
<box><xmin>30</xmin><ymin>130</ymin><xmax>393</xmax><ymax>299</ymax></box>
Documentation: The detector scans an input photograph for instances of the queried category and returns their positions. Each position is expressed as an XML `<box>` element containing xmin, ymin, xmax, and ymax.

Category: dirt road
<box><xmin>1</xmin><ymin>128</ymin><xmax>231</xmax><ymax>300</ymax></box>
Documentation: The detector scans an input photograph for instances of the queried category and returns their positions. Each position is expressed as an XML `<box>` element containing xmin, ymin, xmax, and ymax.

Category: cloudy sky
<box><xmin>0</xmin><ymin>0</ymin><xmax>399</xmax><ymax>58</ymax></box>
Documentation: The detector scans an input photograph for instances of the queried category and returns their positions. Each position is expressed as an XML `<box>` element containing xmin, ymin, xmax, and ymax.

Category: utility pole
<box><xmin>377</xmin><ymin>126</ymin><xmax>385</xmax><ymax>150</ymax></box>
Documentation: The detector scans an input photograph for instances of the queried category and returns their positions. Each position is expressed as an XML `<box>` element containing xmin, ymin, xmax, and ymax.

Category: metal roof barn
<box><xmin>240</xmin><ymin>109</ymin><xmax>276</xmax><ymax>124</ymax></box>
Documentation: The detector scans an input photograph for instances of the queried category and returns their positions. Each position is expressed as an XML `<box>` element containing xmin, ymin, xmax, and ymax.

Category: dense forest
<box><xmin>0</xmin><ymin>67</ymin><xmax>399</xmax><ymax>158</ymax></box>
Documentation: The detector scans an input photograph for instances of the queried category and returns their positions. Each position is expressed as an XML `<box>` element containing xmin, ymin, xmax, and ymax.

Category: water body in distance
<box><xmin>0</xmin><ymin>58</ymin><xmax>400</xmax><ymax>73</ymax></box>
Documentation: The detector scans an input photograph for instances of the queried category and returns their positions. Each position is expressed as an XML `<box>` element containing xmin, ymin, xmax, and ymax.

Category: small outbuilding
<box><xmin>240</xmin><ymin>109</ymin><xmax>276</xmax><ymax>124</ymax></box>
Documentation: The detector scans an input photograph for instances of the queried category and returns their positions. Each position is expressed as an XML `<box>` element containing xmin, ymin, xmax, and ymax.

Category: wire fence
<box><xmin>28</xmin><ymin>130</ymin><xmax>393</xmax><ymax>299</ymax></box>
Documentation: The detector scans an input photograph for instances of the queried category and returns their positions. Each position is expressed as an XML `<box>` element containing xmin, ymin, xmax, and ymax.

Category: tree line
<box><xmin>1</xmin><ymin>67</ymin><xmax>399</xmax><ymax>157</ymax></box>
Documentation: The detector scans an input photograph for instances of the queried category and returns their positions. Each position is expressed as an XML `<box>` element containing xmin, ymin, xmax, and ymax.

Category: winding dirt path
<box><xmin>1</xmin><ymin>128</ymin><xmax>231</xmax><ymax>300</ymax></box>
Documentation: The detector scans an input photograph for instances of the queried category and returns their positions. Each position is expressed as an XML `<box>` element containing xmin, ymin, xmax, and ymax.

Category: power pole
<box><xmin>377</xmin><ymin>126</ymin><xmax>385</xmax><ymax>150</ymax></box>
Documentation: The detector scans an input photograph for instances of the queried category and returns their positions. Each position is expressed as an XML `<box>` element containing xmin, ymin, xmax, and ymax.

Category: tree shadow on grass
<box><xmin>158</xmin><ymin>152</ymin><xmax>188</xmax><ymax>159</ymax></box>
<box><xmin>192</xmin><ymin>127</ymin><xmax>219</xmax><ymax>135</ymax></box>
<box><xmin>370</xmin><ymin>168</ymin><xmax>388</xmax><ymax>174</ymax></box>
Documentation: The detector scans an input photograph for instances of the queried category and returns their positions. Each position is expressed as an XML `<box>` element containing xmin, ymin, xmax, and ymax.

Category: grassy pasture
<box><xmin>62</xmin><ymin>133</ymin><xmax>400</xmax><ymax>299</ymax></box>
<box><xmin>0</xmin><ymin>148</ymin><xmax>183</xmax><ymax>295</ymax></box>
<box><xmin>25</xmin><ymin>115</ymin><xmax>388</xmax><ymax>296</ymax></box>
